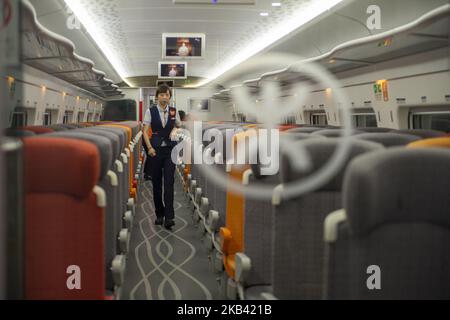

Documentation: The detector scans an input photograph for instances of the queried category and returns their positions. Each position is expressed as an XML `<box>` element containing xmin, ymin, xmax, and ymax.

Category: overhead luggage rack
<box><xmin>20</xmin><ymin>0</ymin><xmax>123</xmax><ymax>99</ymax></box>
<box><xmin>211</xmin><ymin>4</ymin><xmax>450</xmax><ymax>97</ymax></box>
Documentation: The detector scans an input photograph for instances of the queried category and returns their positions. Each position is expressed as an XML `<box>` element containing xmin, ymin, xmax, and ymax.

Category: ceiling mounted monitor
<box><xmin>163</xmin><ymin>33</ymin><xmax>205</xmax><ymax>59</ymax></box>
<box><xmin>159</xmin><ymin>62</ymin><xmax>187</xmax><ymax>79</ymax></box>
<box><xmin>189</xmin><ymin>98</ymin><xmax>210</xmax><ymax>112</ymax></box>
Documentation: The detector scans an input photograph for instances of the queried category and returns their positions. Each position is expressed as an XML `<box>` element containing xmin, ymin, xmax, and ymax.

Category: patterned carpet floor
<box><xmin>122</xmin><ymin>174</ymin><xmax>221</xmax><ymax>300</ymax></box>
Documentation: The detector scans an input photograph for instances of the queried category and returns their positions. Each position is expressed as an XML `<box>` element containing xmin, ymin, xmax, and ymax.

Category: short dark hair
<box><xmin>156</xmin><ymin>84</ymin><xmax>172</xmax><ymax>98</ymax></box>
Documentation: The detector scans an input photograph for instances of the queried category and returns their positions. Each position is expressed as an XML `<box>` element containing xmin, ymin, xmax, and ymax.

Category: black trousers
<box><xmin>142</xmin><ymin>142</ymin><xmax>153</xmax><ymax>178</ymax></box>
<box><xmin>151</xmin><ymin>146</ymin><xmax>176</xmax><ymax>221</ymax></box>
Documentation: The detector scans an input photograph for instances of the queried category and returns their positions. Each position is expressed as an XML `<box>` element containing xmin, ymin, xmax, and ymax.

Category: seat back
<box><xmin>44</xmin><ymin>131</ymin><xmax>116</xmax><ymax>291</ymax></box>
<box><xmin>221</xmin><ymin>129</ymin><xmax>258</xmax><ymax>279</ymax></box>
<box><xmin>312</xmin><ymin>129</ymin><xmax>364</xmax><ymax>138</ymax></box>
<box><xmin>86</xmin><ymin>126</ymin><xmax>129</xmax><ymax>216</ymax></box>
<box><xmin>48</xmin><ymin>125</ymin><xmax>69</xmax><ymax>132</ymax></box>
<box><xmin>1</xmin><ymin>138</ymin><xmax>25</xmax><ymax>299</ymax></box>
<box><xmin>394</xmin><ymin>129</ymin><xmax>446</xmax><ymax>139</ymax></box>
<box><xmin>286</xmin><ymin>127</ymin><xmax>323</xmax><ymax>134</ymax></box>
<box><xmin>241</xmin><ymin>133</ymin><xmax>326</xmax><ymax>292</ymax></box>
<box><xmin>325</xmin><ymin>148</ymin><xmax>450</xmax><ymax>299</ymax></box>
<box><xmin>101</xmin><ymin>125</ymin><xmax>134</xmax><ymax>199</ymax></box>
<box><xmin>357</xmin><ymin>127</ymin><xmax>392</xmax><ymax>133</ymax></box>
<box><xmin>0</xmin><ymin>138</ymin><xmax>4</xmax><ymax>299</ymax></box>
<box><xmin>77</xmin><ymin>128</ymin><xmax>124</xmax><ymax>249</ymax></box>
<box><xmin>24</xmin><ymin>137</ymin><xmax>105</xmax><ymax>299</ymax></box>
<box><xmin>4</xmin><ymin>129</ymin><xmax>36</xmax><ymax>138</ymax></box>
<box><xmin>18</xmin><ymin>126</ymin><xmax>54</xmax><ymax>135</ymax></box>
<box><xmin>408</xmin><ymin>137</ymin><xmax>450</xmax><ymax>149</ymax></box>
<box><xmin>272</xmin><ymin>138</ymin><xmax>383</xmax><ymax>299</ymax></box>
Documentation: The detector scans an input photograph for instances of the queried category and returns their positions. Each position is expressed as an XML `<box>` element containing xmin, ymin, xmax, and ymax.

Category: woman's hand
<box><xmin>148</xmin><ymin>147</ymin><xmax>157</xmax><ymax>158</ymax></box>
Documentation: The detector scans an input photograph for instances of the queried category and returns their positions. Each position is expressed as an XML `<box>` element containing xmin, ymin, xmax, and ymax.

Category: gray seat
<box><xmin>84</xmin><ymin>126</ymin><xmax>132</xmax><ymax>256</ymax></box>
<box><xmin>97</xmin><ymin>126</ymin><xmax>132</xmax><ymax>212</ymax></box>
<box><xmin>357</xmin><ymin>127</ymin><xmax>393</xmax><ymax>133</ymax></box>
<box><xmin>48</xmin><ymin>125</ymin><xmax>69</xmax><ymax>132</ymax></box>
<box><xmin>120</xmin><ymin>121</ymin><xmax>141</xmax><ymax>176</ymax></box>
<box><xmin>286</xmin><ymin>127</ymin><xmax>323</xmax><ymax>134</ymax></box>
<box><xmin>270</xmin><ymin>138</ymin><xmax>383</xmax><ymax>300</ymax></box>
<box><xmin>283</xmin><ymin>132</ymin><xmax>326</xmax><ymax>141</ymax></box>
<box><xmin>44</xmin><ymin>131</ymin><xmax>122</xmax><ymax>292</ymax></box>
<box><xmin>312</xmin><ymin>129</ymin><xmax>363</xmax><ymax>138</ymax></box>
<box><xmin>76</xmin><ymin>128</ymin><xmax>127</xmax><ymax>248</ymax></box>
<box><xmin>353</xmin><ymin>132</ymin><xmax>420</xmax><ymax>148</ymax></box>
<box><xmin>233</xmin><ymin>134</ymin><xmax>326</xmax><ymax>299</ymax></box>
<box><xmin>4</xmin><ymin>129</ymin><xmax>36</xmax><ymax>138</ymax></box>
<box><xmin>394</xmin><ymin>129</ymin><xmax>446</xmax><ymax>139</ymax></box>
<box><xmin>237</xmin><ymin>171</ymin><xmax>279</xmax><ymax>300</ymax></box>
<box><xmin>1</xmin><ymin>138</ymin><xmax>25</xmax><ymax>299</ymax></box>
<box><xmin>202</xmin><ymin>127</ymin><xmax>239</xmax><ymax>273</ymax></box>
<box><xmin>324</xmin><ymin>148</ymin><xmax>450</xmax><ymax>300</ymax></box>
<box><xmin>0</xmin><ymin>139</ymin><xmax>4</xmax><ymax>299</ymax></box>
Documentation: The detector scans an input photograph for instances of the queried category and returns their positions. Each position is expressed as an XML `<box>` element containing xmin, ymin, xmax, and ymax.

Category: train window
<box><xmin>11</xmin><ymin>112</ymin><xmax>27</xmax><ymax>128</ymax></box>
<box><xmin>311</xmin><ymin>113</ymin><xmax>328</xmax><ymax>126</ymax></box>
<box><xmin>63</xmin><ymin>111</ymin><xmax>73</xmax><ymax>124</ymax></box>
<box><xmin>281</xmin><ymin>115</ymin><xmax>297</xmax><ymax>125</ymax></box>
<box><xmin>43</xmin><ymin>112</ymin><xmax>52</xmax><ymax>126</ymax></box>
<box><xmin>352</xmin><ymin>113</ymin><xmax>377</xmax><ymax>128</ymax></box>
<box><xmin>411</xmin><ymin>112</ymin><xmax>450</xmax><ymax>133</ymax></box>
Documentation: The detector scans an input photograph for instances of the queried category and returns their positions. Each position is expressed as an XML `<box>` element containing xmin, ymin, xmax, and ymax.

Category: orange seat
<box><xmin>278</xmin><ymin>124</ymin><xmax>298</xmax><ymax>132</ymax></box>
<box><xmin>24</xmin><ymin>137</ymin><xmax>105</xmax><ymax>299</ymax></box>
<box><xmin>220</xmin><ymin>130</ymin><xmax>257</xmax><ymax>279</ymax></box>
<box><xmin>408</xmin><ymin>137</ymin><xmax>450</xmax><ymax>149</ymax></box>
<box><xmin>184</xmin><ymin>164</ymin><xmax>191</xmax><ymax>192</ymax></box>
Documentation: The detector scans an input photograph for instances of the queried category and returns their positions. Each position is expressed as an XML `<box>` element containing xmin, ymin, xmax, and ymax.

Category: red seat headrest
<box><xmin>19</xmin><ymin>126</ymin><xmax>55</xmax><ymax>135</ymax></box>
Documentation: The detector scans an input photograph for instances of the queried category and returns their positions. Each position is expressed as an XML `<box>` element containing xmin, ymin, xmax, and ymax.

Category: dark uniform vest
<box><xmin>150</xmin><ymin>106</ymin><xmax>177</xmax><ymax>148</ymax></box>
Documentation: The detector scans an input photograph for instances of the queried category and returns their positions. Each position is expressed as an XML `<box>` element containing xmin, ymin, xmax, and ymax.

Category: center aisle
<box><xmin>122</xmin><ymin>174</ymin><xmax>221</xmax><ymax>300</ymax></box>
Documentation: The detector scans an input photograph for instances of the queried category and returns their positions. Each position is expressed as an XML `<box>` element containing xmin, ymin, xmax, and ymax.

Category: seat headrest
<box><xmin>49</xmin><ymin>125</ymin><xmax>69</xmax><ymax>132</ymax></box>
<box><xmin>344</xmin><ymin>148</ymin><xmax>450</xmax><ymax>236</ymax></box>
<box><xmin>281</xmin><ymin>138</ymin><xmax>384</xmax><ymax>191</ymax></box>
<box><xmin>101</xmin><ymin>125</ymin><xmax>131</xmax><ymax>143</ymax></box>
<box><xmin>251</xmin><ymin>133</ymin><xmax>326</xmax><ymax>179</ymax></box>
<box><xmin>5</xmin><ymin>129</ymin><xmax>36</xmax><ymax>138</ymax></box>
<box><xmin>286</xmin><ymin>127</ymin><xmax>323</xmax><ymax>134</ymax></box>
<box><xmin>354</xmin><ymin>132</ymin><xmax>420</xmax><ymax>147</ymax></box>
<box><xmin>394</xmin><ymin>129</ymin><xmax>446</xmax><ymax>139</ymax></box>
<box><xmin>45</xmin><ymin>132</ymin><xmax>112</xmax><ymax>180</ymax></box>
<box><xmin>77</xmin><ymin>128</ymin><xmax>121</xmax><ymax>161</ymax></box>
<box><xmin>90</xmin><ymin>127</ymin><xmax>126</xmax><ymax>152</ymax></box>
<box><xmin>282</xmin><ymin>132</ymin><xmax>326</xmax><ymax>141</ymax></box>
<box><xmin>357</xmin><ymin>127</ymin><xmax>393</xmax><ymax>133</ymax></box>
<box><xmin>408</xmin><ymin>137</ymin><xmax>450</xmax><ymax>149</ymax></box>
<box><xmin>311</xmin><ymin>129</ymin><xmax>364</xmax><ymax>138</ymax></box>
<box><xmin>18</xmin><ymin>126</ymin><xmax>54</xmax><ymax>135</ymax></box>
<box><xmin>23</xmin><ymin>137</ymin><xmax>99</xmax><ymax>198</ymax></box>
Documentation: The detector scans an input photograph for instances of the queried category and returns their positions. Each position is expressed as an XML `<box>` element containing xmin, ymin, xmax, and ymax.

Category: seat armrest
<box><xmin>234</xmin><ymin>252</ymin><xmax>252</xmax><ymax>283</ymax></box>
<box><xmin>220</xmin><ymin>227</ymin><xmax>232</xmax><ymax>254</ymax></box>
